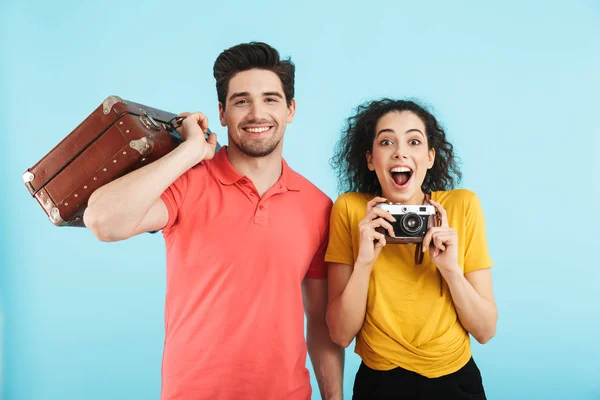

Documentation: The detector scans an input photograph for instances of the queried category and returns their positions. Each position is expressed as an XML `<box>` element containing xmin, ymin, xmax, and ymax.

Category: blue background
<box><xmin>1</xmin><ymin>1</ymin><xmax>599</xmax><ymax>399</ymax></box>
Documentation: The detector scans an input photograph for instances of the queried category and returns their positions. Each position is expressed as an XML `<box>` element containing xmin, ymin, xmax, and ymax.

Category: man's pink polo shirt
<box><xmin>158</xmin><ymin>146</ymin><xmax>332</xmax><ymax>400</ymax></box>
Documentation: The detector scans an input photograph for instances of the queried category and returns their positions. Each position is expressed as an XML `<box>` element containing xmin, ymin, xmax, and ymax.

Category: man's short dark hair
<box><xmin>213</xmin><ymin>42</ymin><xmax>295</xmax><ymax>110</ymax></box>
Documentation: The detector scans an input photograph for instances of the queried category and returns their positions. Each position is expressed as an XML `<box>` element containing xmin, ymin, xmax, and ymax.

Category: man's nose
<box><xmin>247</xmin><ymin>102</ymin><xmax>267</xmax><ymax>121</ymax></box>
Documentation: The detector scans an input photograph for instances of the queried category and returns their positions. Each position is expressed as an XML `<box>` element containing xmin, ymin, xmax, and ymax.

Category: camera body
<box><xmin>376</xmin><ymin>203</ymin><xmax>439</xmax><ymax>244</ymax></box>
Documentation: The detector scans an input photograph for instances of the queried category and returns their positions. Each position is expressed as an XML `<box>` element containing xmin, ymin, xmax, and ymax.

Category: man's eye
<box><xmin>266</xmin><ymin>97</ymin><xmax>278</xmax><ymax>102</ymax></box>
<box><xmin>235</xmin><ymin>99</ymin><xmax>248</xmax><ymax>105</ymax></box>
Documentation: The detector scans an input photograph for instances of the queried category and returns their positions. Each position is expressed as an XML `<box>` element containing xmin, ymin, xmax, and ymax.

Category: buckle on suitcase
<box><xmin>139</xmin><ymin>108</ymin><xmax>161</xmax><ymax>131</ymax></box>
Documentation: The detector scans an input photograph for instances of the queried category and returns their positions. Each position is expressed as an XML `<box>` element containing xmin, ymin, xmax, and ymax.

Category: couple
<box><xmin>84</xmin><ymin>42</ymin><xmax>497</xmax><ymax>400</ymax></box>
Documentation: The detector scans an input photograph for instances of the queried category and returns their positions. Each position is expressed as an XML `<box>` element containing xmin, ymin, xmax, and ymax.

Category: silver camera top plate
<box><xmin>376</xmin><ymin>203</ymin><xmax>436</xmax><ymax>215</ymax></box>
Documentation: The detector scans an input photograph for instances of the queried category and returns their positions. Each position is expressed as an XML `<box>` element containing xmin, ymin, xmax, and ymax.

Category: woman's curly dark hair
<box><xmin>330</xmin><ymin>98</ymin><xmax>461</xmax><ymax>195</ymax></box>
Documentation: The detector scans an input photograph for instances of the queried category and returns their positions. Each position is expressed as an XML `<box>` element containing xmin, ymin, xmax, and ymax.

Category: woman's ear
<box><xmin>428</xmin><ymin>147</ymin><xmax>436</xmax><ymax>169</ymax></box>
<box><xmin>366</xmin><ymin>151</ymin><xmax>375</xmax><ymax>171</ymax></box>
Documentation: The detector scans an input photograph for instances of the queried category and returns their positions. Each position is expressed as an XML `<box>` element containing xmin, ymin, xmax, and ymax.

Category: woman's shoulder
<box><xmin>432</xmin><ymin>188</ymin><xmax>480</xmax><ymax>206</ymax></box>
<box><xmin>333</xmin><ymin>192</ymin><xmax>372</xmax><ymax>212</ymax></box>
<box><xmin>432</xmin><ymin>189</ymin><xmax>486</xmax><ymax>222</ymax></box>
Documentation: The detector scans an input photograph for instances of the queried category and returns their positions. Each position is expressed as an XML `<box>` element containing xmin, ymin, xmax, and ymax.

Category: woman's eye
<box><xmin>409</xmin><ymin>139</ymin><xmax>421</xmax><ymax>145</ymax></box>
<box><xmin>380</xmin><ymin>139</ymin><xmax>392</xmax><ymax>146</ymax></box>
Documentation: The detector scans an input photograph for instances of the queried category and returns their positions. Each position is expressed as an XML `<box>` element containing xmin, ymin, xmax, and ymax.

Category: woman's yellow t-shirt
<box><xmin>325</xmin><ymin>189</ymin><xmax>493</xmax><ymax>378</ymax></box>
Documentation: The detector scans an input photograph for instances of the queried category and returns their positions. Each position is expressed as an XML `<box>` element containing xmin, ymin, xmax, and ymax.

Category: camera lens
<box><xmin>401</xmin><ymin>213</ymin><xmax>423</xmax><ymax>234</ymax></box>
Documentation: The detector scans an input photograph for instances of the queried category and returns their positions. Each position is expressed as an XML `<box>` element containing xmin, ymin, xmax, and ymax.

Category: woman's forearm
<box><xmin>326</xmin><ymin>263</ymin><xmax>372</xmax><ymax>348</ymax></box>
<box><xmin>442</xmin><ymin>268</ymin><xmax>497</xmax><ymax>344</ymax></box>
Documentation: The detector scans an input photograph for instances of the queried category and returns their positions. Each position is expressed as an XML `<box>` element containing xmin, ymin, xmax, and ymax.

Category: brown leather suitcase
<box><xmin>22</xmin><ymin>95</ymin><xmax>216</xmax><ymax>227</ymax></box>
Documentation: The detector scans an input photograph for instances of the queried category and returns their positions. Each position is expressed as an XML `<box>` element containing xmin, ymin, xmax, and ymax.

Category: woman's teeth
<box><xmin>390</xmin><ymin>166</ymin><xmax>411</xmax><ymax>173</ymax></box>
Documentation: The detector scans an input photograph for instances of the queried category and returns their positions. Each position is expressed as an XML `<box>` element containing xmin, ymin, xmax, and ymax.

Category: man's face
<box><xmin>219</xmin><ymin>68</ymin><xmax>295</xmax><ymax>158</ymax></box>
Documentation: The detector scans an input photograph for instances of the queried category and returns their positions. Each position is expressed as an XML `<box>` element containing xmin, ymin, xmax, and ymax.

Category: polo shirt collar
<box><xmin>212</xmin><ymin>146</ymin><xmax>301</xmax><ymax>191</ymax></box>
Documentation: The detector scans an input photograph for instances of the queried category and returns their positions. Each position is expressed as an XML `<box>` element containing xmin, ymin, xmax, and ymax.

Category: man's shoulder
<box><xmin>287</xmin><ymin>169</ymin><xmax>332</xmax><ymax>206</ymax></box>
<box><xmin>185</xmin><ymin>159</ymin><xmax>212</xmax><ymax>179</ymax></box>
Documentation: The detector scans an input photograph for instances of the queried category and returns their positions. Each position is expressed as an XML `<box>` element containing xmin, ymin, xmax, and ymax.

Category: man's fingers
<box><xmin>207</xmin><ymin>132</ymin><xmax>218</xmax><ymax>146</ymax></box>
<box><xmin>184</xmin><ymin>112</ymin><xmax>210</xmax><ymax>134</ymax></box>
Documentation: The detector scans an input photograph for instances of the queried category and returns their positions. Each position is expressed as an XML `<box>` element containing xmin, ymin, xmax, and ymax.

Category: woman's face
<box><xmin>366</xmin><ymin>111</ymin><xmax>435</xmax><ymax>204</ymax></box>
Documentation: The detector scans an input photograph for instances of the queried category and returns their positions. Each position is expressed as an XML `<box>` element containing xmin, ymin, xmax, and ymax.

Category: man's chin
<box><xmin>236</xmin><ymin>141</ymin><xmax>280</xmax><ymax>158</ymax></box>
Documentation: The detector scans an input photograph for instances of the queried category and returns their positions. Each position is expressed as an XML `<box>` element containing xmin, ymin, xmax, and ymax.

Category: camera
<box><xmin>375</xmin><ymin>203</ymin><xmax>439</xmax><ymax>244</ymax></box>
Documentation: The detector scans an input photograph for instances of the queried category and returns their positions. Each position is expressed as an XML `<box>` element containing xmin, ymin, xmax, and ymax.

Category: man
<box><xmin>84</xmin><ymin>42</ymin><xmax>344</xmax><ymax>399</ymax></box>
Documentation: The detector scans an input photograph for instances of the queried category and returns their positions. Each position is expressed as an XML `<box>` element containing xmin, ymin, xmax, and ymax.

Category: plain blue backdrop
<box><xmin>1</xmin><ymin>1</ymin><xmax>599</xmax><ymax>399</ymax></box>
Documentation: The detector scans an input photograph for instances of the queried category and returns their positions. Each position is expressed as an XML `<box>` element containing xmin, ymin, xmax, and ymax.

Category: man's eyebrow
<box><xmin>228</xmin><ymin>91</ymin><xmax>284</xmax><ymax>101</ymax></box>
<box><xmin>228</xmin><ymin>92</ymin><xmax>250</xmax><ymax>101</ymax></box>
<box><xmin>263</xmin><ymin>92</ymin><xmax>284</xmax><ymax>98</ymax></box>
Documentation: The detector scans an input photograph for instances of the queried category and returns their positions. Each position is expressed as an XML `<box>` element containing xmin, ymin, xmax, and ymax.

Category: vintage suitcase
<box><xmin>22</xmin><ymin>95</ymin><xmax>218</xmax><ymax>227</ymax></box>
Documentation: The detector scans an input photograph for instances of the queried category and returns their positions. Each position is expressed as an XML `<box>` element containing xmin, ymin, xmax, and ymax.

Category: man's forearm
<box><xmin>442</xmin><ymin>269</ymin><xmax>497</xmax><ymax>344</ymax></box>
<box><xmin>307</xmin><ymin>319</ymin><xmax>344</xmax><ymax>400</ymax></box>
<box><xmin>84</xmin><ymin>139</ymin><xmax>205</xmax><ymax>239</ymax></box>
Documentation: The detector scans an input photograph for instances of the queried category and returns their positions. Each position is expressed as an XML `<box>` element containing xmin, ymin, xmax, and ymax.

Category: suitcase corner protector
<box><xmin>22</xmin><ymin>170</ymin><xmax>34</xmax><ymax>183</ymax></box>
<box><xmin>102</xmin><ymin>95</ymin><xmax>126</xmax><ymax>115</ymax></box>
<box><xmin>22</xmin><ymin>170</ymin><xmax>36</xmax><ymax>195</ymax></box>
<box><xmin>49</xmin><ymin>207</ymin><xmax>65</xmax><ymax>226</ymax></box>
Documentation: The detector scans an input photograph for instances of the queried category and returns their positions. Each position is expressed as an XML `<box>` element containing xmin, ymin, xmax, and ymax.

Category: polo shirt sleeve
<box><xmin>305</xmin><ymin>229</ymin><xmax>329</xmax><ymax>279</ymax></box>
<box><xmin>160</xmin><ymin>170</ymin><xmax>190</xmax><ymax>235</ymax></box>
<box><xmin>325</xmin><ymin>195</ymin><xmax>355</xmax><ymax>266</ymax></box>
<box><xmin>463</xmin><ymin>191</ymin><xmax>493</xmax><ymax>273</ymax></box>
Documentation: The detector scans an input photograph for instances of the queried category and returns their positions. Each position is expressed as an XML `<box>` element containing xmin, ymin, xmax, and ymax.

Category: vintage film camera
<box><xmin>375</xmin><ymin>203</ymin><xmax>439</xmax><ymax>244</ymax></box>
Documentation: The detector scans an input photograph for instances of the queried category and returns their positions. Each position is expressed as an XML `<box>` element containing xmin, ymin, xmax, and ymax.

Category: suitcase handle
<box><xmin>167</xmin><ymin>115</ymin><xmax>214</xmax><ymax>142</ymax></box>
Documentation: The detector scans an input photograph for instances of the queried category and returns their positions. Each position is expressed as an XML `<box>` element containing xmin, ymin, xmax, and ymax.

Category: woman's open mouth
<box><xmin>389</xmin><ymin>166</ymin><xmax>413</xmax><ymax>189</ymax></box>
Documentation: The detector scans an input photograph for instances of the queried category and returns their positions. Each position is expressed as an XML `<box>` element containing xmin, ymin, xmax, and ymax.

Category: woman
<box><xmin>326</xmin><ymin>99</ymin><xmax>497</xmax><ymax>399</ymax></box>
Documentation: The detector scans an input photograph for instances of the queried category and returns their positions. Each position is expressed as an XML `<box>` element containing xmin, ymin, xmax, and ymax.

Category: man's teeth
<box><xmin>245</xmin><ymin>127</ymin><xmax>270</xmax><ymax>133</ymax></box>
<box><xmin>390</xmin><ymin>167</ymin><xmax>411</xmax><ymax>173</ymax></box>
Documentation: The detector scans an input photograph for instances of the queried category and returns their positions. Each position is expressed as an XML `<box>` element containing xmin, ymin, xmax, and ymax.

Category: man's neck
<box><xmin>226</xmin><ymin>145</ymin><xmax>283</xmax><ymax>197</ymax></box>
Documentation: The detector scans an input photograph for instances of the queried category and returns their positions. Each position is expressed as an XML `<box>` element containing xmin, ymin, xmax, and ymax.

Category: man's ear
<box><xmin>286</xmin><ymin>99</ymin><xmax>296</xmax><ymax>123</ymax></box>
<box><xmin>218</xmin><ymin>103</ymin><xmax>226</xmax><ymax>127</ymax></box>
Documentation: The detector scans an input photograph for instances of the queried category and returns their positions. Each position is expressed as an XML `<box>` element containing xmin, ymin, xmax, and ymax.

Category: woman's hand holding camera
<box><xmin>356</xmin><ymin>197</ymin><xmax>396</xmax><ymax>271</ymax></box>
<box><xmin>423</xmin><ymin>199</ymin><xmax>461</xmax><ymax>277</ymax></box>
